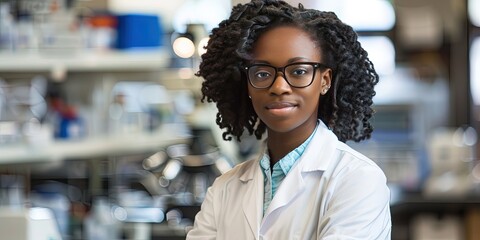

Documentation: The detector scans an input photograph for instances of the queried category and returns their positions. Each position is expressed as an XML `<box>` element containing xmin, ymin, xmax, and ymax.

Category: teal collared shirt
<box><xmin>259</xmin><ymin>124</ymin><xmax>318</xmax><ymax>215</ymax></box>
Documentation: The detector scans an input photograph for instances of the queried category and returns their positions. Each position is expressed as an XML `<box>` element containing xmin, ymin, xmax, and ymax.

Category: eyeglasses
<box><xmin>244</xmin><ymin>62</ymin><xmax>330</xmax><ymax>89</ymax></box>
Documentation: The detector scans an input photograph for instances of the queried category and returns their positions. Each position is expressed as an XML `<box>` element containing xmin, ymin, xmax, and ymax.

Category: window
<box><xmin>471</xmin><ymin>38</ymin><xmax>480</xmax><ymax>105</ymax></box>
<box><xmin>358</xmin><ymin>36</ymin><xmax>396</xmax><ymax>76</ymax></box>
<box><xmin>314</xmin><ymin>0</ymin><xmax>395</xmax><ymax>31</ymax></box>
<box><xmin>173</xmin><ymin>0</ymin><xmax>231</xmax><ymax>33</ymax></box>
<box><xmin>470</xmin><ymin>0</ymin><xmax>480</xmax><ymax>106</ymax></box>
<box><xmin>469</xmin><ymin>0</ymin><xmax>480</xmax><ymax>27</ymax></box>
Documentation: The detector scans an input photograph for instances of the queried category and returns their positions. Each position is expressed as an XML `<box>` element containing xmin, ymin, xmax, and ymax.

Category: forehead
<box><xmin>252</xmin><ymin>26</ymin><xmax>321</xmax><ymax>64</ymax></box>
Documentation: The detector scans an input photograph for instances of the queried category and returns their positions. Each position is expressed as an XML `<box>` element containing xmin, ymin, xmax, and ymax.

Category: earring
<box><xmin>322</xmin><ymin>87</ymin><xmax>330</xmax><ymax>95</ymax></box>
<box><xmin>248</xmin><ymin>95</ymin><xmax>252</xmax><ymax>99</ymax></box>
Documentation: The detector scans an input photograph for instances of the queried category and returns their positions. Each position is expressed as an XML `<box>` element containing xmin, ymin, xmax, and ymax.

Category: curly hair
<box><xmin>198</xmin><ymin>0</ymin><xmax>379</xmax><ymax>143</ymax></box>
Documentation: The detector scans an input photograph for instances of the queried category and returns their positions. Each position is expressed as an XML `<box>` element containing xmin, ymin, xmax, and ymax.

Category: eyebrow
<box><xmin>252</xmin><ymin>57</ymin><xmax>312</xmax><ymax>65</ymax></box>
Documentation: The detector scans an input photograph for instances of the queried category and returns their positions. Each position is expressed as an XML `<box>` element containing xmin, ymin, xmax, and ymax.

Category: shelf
<box><xmin>0</xmin><ymin>123</ymin><xmax>190</xmax><ymax>165</ymax></box>
<box><xmin>0</xmin><ymin>49</ymin><xmax>171</xmax><ymax>72</ymax></box>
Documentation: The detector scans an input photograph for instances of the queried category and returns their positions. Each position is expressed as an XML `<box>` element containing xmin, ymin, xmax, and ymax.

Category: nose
<box><xmin>268</xmin><ymin>74</ymin><xmax>292</xmax><ymax>95</ymax></box>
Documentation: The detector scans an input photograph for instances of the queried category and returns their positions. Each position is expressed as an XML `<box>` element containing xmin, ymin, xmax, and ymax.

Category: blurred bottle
<box><xmin>0</xmin><ymin>2</ymin><xmax>14</xmax><ymax>51</ymax></box>
<box><xmin>14</xmin><ymin>14</ymin><xmax>36</xmax><ymax>52</ymax></box>
<box><xmin>85</xmin><ymin>14</ymin><xmax>117</xmax><ymax>50</ymax></box>
<box><xmin>57</xmin><ymin>105</ymin><xmax>85</xmax><ymax>139</ymax></box>
<box><xmin>108</xmin><ymin>92</ymin><xmax>126</xmax><ymax>134</ymax></box>
<box><xmin>84</xmin><ymin>197</ymin><xmax>121</xmax><ymax>240</ymax></box>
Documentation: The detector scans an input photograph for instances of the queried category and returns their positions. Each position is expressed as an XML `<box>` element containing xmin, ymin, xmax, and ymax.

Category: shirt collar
<box><xmin>241</xmin><ymin>120</ymin><xmax>338</xmax><ymax>181</ymax></box>
<box><xmin>259</xmin><ymin>122</ymin><xmax>318</xmax><ymax>174</ymax></box>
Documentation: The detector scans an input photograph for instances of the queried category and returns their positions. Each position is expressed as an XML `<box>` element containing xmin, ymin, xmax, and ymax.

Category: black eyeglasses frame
<box><xmin>244</xmin><ymin>62</ymin><xmax>331</xmax><ymax>89</ymax></box>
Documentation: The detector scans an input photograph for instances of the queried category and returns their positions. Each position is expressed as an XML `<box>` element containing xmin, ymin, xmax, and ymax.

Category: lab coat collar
<box><xmin>263</xmin><ymin>120</ymin><xmax>338</xmax><ymax>219</ymax></box>
<box><xmin>238</xmin><ymin>146</ymin><xmax>264</xmax><ymax>182</ymax></box>
<box><xmin>239</xmin><ymin>156</ymin><xmax>263</xmax><ymax>238</ymax></box>
<box><xmin>299</xmin><ymin>120</ymin><xmax>338</xmax><ymax>172</ymax></box>
<box><xmin>238</xmin><ymin>120</ymin><xmax>339</xmax><ymax>236</ymax></box>
<box><xmin>238</xmin><ymin>120</ymin><xmax>337</xmax><ymax>181</ymax></box>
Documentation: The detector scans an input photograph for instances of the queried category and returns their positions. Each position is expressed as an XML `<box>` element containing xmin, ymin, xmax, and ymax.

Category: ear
<box><xmin>320</xmin><ymin>68</ymin><xmax>332</xmax><ymax>95</ymax></box>
<box><xmin>321</xmin><ymin>68</ymin><xmax>332</xmax><ymax>86</ymax></box>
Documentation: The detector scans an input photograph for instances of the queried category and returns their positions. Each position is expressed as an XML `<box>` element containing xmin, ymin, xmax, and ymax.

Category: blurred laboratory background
<box><xmin>0</xmin><ymin>0</ymin><xmax>479</xmax><ymax>239</ymax></box>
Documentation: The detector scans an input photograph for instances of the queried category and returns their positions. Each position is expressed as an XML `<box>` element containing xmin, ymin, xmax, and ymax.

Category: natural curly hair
<box><xmin>198</xmin><ymin>0</ymin><xmax>379</xmax><ymax>143</ymax></box>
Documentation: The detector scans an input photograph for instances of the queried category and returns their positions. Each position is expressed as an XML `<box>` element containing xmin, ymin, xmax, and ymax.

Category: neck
<box><xmin>266</xmin><ymin>120</ymin><xmax>317</xmax><ymax>164</ymax></box>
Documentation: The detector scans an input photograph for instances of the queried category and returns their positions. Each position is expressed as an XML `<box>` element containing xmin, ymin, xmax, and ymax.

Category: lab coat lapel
<box><xmin>263</xmin><ymin>120</ymin><xmax>337</xmax><ymax>219</ymax></box>
<box><xmin>240</xmin><ymin>156</ymin><xmax>264</xmax><ymax>239</ymax></box>
<box><xmin>263</xmin><ymin>165</ymin><xmax>305</xmax><ymax>218</ymax></box>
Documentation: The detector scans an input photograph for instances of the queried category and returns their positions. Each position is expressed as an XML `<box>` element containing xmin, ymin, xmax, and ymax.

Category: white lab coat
<box><xmin>187</xmin><ymin>121</ymin><xmax>391</xmax><ymax>240</ymax></box>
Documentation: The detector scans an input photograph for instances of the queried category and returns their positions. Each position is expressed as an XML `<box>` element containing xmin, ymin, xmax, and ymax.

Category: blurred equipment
<box><xmin>0</xmin><ymin>207</ymin><xmax>63</xmax><ymax>240</ymax></box>
<box><xmin>144</xmin><ymin>127</ymin><xmax>232</xmax><ymax>206</ymax></box>
<box><xmin>109</xmin><ymin>81</ymin><xmax>174</xmax><ymax>134</ymax></box>
<box><xmin>0</xmin><ymin>76</ymin><xmax>51</xmax><ymax>144</ymax></box>
<box><xmin>349</xmin><ymin>67</ymin><xmax>450</xmax><ymax>192</ymax></box>
<box><xmin>425</xmin><ymin>126</ymin><xmax>478</xmax><ymax>196</ymax></box>
<box><xmin>410</xmin><ymin>214</ymin><xmax>464</xmax><ymax>240</ymax></box>
<box><xmin>113</xmin><ymin>127</ymin><xmax>231</xmax><ymax>235</ymax></box>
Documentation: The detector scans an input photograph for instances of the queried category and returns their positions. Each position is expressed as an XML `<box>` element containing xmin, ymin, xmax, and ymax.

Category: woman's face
<box><xmin>248</xmin><ymin>26</ymin><xmax>331</xmax><ymax>135</ymax></box>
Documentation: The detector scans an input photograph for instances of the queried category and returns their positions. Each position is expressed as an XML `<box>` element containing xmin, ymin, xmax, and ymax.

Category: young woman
<box><xmin>186</xmin><ymin>0</ymin><xmax>391</xmax><ymax>239</ymax></box>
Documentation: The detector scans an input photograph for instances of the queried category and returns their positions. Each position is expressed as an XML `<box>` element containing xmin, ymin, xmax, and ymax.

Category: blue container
<box><xmin>116</xmin><ymin>14</ymin><xmax>163</xmax><ymax>49</ymax></box>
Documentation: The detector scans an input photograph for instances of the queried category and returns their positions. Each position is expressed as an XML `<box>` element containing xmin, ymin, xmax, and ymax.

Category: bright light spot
<box><xmin>471</xmin><ymin>38</ymin><xmax>480</xmax><ymax>105</ymax></box>
<box><xmin>197</xmin><ymin>37</ymin><xmax>209</xmax><ymax>57</ymax></box>
<box><xmin>469</xmin><ymin>0</ymin><xmax>480</xmax><ymax>26</ymax></box>
<box><xmin>358</xmin><ymin>36</ymin><xmax>396</xmax><ymax>75</ymax></box>
<box><xmin>452</xmin><ymin>126</ymin><xmax>478</xmax><ymax>147</ymax></box>
<box><xmin>464</xmin><ymin>127</ymin><xmax>478</xmax><ymax>146</ymax></box>
<box><xmin>173</xmin><ymin>37</ymin><xmax>195</xmax><ymax>58</ymax></box>
<box><xmin>315</xmin><ymin>0</ymin><xmax>395</xmax><ymax>31</ymax></box>
<box><xmin>51</xmin><ymin>64</ymin><xmax>66</xmax><ymax>82</ymax></box>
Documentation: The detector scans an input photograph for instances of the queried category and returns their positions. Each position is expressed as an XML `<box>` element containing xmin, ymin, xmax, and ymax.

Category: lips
<box><xmin>265</xmin><ymin>102</ymin><xmax>297</xmax><ymax>109</ymax></box>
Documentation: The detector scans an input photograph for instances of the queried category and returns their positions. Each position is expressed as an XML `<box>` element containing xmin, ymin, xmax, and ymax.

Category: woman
<box><xmin>187</xmin><ymin>0</ymin><xmax>391</xmax><ymax>239</ymax></box>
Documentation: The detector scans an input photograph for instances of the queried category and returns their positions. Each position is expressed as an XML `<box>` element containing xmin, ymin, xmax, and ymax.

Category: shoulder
<box><xmin>323</xmin><ymin>141</ymin><xmax>390</xmax><ymax>205</ymax></box>
<box><xmin>331</xmin><ymin>141</ymin><xmax>387</xmax><ymax>182</ymax></box>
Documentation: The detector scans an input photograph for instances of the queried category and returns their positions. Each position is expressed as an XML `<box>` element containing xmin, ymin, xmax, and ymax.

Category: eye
<box><xmin>291</xmin><ymin>68</ymin><xmax>308</xmax><ymax>76</ymax></box>
<box><xmin>287</xmin><ymin>64</ymin><xmax>314</xmax><ymax>78</ymax></box>
<box><xmin>255</xmin><ymin>71</ymin><xmax>272</xmax><ymax>79</ymax></box>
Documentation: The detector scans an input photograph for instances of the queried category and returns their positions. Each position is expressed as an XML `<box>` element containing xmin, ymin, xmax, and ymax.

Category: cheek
<box><xmin>306</xmin><ymin>84</ymin><xmax>322</xmax><ymax>102</ymax></box>
<box><xmin>305</xmin><ymin>88</ymin><xmax>322</xmax><ymax>112</ymax></box>
<box><xmin>250</xmin><ymin>97</ymin><xmax>263</xmax><ymax>114</ymax></box>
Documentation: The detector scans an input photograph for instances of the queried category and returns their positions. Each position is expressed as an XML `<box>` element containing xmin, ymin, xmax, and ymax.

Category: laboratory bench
<box><xmin>390</xmin><ymin>190</ymin><xmax>480</xmax><ymax>240</ymax></box>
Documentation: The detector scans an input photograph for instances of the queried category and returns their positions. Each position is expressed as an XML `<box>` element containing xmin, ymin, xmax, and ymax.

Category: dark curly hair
<box><xmin>198</xmin><ymin>0</ymin><xmax>379</xmax><ymax>143</ymax></box>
